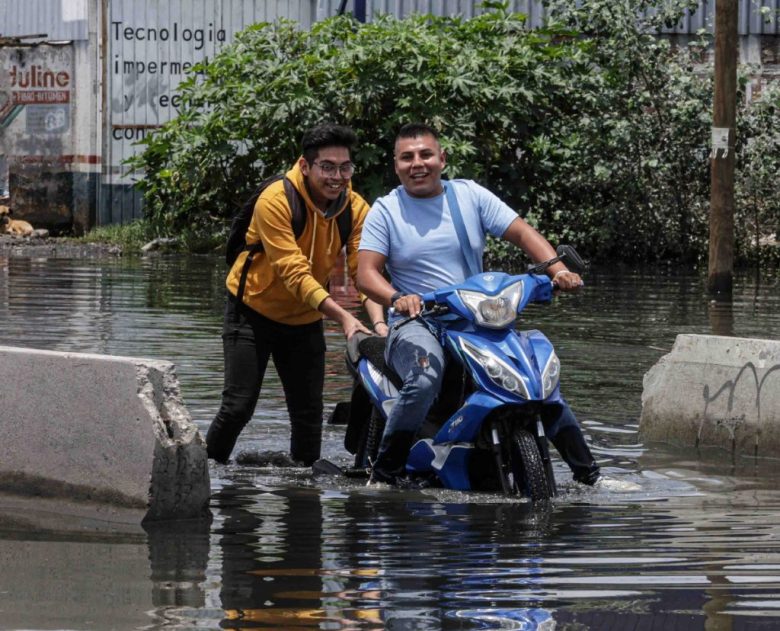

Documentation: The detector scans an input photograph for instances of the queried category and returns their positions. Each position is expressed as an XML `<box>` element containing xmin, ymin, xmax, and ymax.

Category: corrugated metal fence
<box><xmin>3</xmin><ymin>0</ymin><xmax>777</xmax><ymax>45</ymax></box>
<box><xmin>103</xmin><ymin>0</ymin><xmax>316</xmax><ymax>224</ymax></box>
<box><xmin>0</xmin><ymin>0</ymin><xmax>90</xmax><ymax>40</ymax></box>
<box><xmin>317</xmin><ymin>0</ymin><xmax>780</xmax><ymax>35</ymax></box>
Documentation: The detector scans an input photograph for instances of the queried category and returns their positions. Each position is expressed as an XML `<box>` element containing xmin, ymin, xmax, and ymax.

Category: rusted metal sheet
<box><xmin>0</xmin><ymin>42</ymin><xmax>76</xmax><ymax>232</ymax></box>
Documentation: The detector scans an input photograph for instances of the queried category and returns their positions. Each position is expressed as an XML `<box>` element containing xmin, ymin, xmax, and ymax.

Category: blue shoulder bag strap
<box><xmin>444</xmin><ymin>181</ymin><xmax>482</xmax><ymax>276</ymax></box>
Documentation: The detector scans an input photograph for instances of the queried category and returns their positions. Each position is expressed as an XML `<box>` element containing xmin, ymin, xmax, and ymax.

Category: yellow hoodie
<box><xmin>226</xmin><ymin>162</ymin><xmax>370</xmax><ymax>325</ymax></box>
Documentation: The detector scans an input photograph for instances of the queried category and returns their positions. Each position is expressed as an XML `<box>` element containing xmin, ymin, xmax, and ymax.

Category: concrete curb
<box><xmin>640</xmin><ymin>334</ymin><xmax>780</xmax><ymax>457</ymax></box>
<box><xmin>0</xmin><ymin>345</ymin><xmax>210</xmax><ymax>522</ymax></box>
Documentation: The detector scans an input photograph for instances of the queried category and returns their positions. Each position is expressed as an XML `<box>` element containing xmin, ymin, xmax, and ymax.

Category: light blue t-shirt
<box><xmin>359</xmin><ymin>179</ymin><xmax>518</xmax><ymax>296</ymax></box>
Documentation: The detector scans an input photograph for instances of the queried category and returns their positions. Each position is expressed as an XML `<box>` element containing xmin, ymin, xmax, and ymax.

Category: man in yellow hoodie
<box><xmin>207</xmin><ymin>124</ymin><xmax>387</xmax><ymax>465</ymax></box>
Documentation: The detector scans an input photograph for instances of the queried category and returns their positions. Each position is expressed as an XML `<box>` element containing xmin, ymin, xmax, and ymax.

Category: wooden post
<box><xmin>708</xmin><ymin>0</ymin><xmax>739</xmax><ymax>294</ymax></box>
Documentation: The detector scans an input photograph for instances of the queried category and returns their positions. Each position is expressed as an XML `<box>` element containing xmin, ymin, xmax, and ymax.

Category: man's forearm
<box><xmin>318</xmin><ymin>296</ymin><xmax>350</xmax><ymax>326</ymax></box>
<box><xmin>363</xmin><ymin>298</ymin><xmax>385</xmax><ymax>327</ymax></box>
<box><xmin>357</xmin><ymin>270</ymin><xmax>396</xmax><ymax>306</ymax></box>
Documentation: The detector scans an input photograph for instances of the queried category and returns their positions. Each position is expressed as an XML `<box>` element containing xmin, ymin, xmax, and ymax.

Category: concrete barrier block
<box><xmin>640</xmin><ymin>334</ymin><xmax>780</xmax><ymax>457</ymax></box>
<box><xmin>0</xmin><ymin>345</ymin><xmax>210</xmax><ymax>522</ymax></box>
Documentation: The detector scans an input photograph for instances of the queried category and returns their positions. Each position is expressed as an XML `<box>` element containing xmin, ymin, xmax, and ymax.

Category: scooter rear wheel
<box><xmin>509</xmin><ymin>428</ymin><xmax>552</xmax><ymax>502</ymax></box>
<box><xmin>354</xmin><ymin>407</ymin><xmax>385</xmax><ymax>469</ymax></box>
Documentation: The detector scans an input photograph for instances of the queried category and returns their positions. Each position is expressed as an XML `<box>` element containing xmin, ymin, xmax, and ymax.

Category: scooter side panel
<box><xmin>405</xmin><ymin>392</ymin><xmax>504</xmax><ymax>490</ymax></box>
<box><xmin>433</xmin><ymin>391</ymin><xmax>504</xmax><ymax>444</ymax></box>
<box><xmin>406</xmin><ymin>440</ymin><xmax>474</xmax><ymax>490</ymax></box>
<box><xmin>357</xmin><ymin>360</ymin><xmax>398</xmax><ymax>420</ymax></box>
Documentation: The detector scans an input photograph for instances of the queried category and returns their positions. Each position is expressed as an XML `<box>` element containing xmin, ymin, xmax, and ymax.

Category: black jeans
<box><xmin>206</xmin><ymin>294</ymin><xmax>326</xmax><ymax>465</ymax></box>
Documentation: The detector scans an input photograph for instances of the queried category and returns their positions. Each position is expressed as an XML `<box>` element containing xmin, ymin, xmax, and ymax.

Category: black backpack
<box><xmin>228</xmin><ymin>174</ymin><xmax>353</xmax><ymax>307</ymax></box>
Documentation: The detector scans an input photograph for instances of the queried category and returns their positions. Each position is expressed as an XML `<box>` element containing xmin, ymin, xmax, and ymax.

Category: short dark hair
<box><xmin>301</xmin><ymin>124</ymin><xmax>357</xmax><ymax>163</ymax></box>
<box><xmin>396</xmin><ymin>122</ymin><xmax>440</xmax><ymax>143</ymax></box>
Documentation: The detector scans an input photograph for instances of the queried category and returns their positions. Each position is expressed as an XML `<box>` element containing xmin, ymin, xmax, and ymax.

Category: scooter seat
<box><xmin>347</xmin><ymin>333</ymin><xmax>403</xmax><ymax>390</ymax></box>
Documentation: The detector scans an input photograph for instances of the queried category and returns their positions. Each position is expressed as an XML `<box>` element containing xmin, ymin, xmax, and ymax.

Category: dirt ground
<box><xmin>0</xmin><ymin>234</ymin><xmax>123</xmax><ymax>258</ymax></box>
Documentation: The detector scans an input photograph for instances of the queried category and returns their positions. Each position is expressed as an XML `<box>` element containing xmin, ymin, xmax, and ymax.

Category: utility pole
<box><xmin>708</xmin><ymin>0</ymin><xmax>739</xmax><ymax>295</ymax></box>
<box><xmin>338</xmin><ymin>0</ymin><xmax>366</xmax><ymax>22</ymax></box>
<box><xmin>354</xmin><ymin>0</ymin><xmax>367</xmax><ymax>22</ymax></box>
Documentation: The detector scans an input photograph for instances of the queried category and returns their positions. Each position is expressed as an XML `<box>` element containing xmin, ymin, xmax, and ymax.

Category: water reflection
<box><xmin>208</xmin><ymin>482</ymin><xmax>559</xmax><ymax>629</ymax></box>
<box><xmin>709</xmin><ymin>298</ymin><xmax>735</xmax><ymax>336</ymax></box>
<box><xmin>146</xmin><ymin>519</ymin><xmax>211</xmax><ymax>611</ymax></box>
<box><xmin>200</xmin><ymin>478</ymin><xmax>780</xmax><ymax>629</ymax></box>
<box><xmin>1</xmin><ymin>254</ymin><xmax>780</xmax><ymax>629</ymax></box>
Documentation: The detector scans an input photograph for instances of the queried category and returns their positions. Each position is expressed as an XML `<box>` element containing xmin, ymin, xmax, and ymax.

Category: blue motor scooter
<box><xmin>338</xmin><ymin>246</ymin><xmax>585</xmax><ymax>500</ymax></box>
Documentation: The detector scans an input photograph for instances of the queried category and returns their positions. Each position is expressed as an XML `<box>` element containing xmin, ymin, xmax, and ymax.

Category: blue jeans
<box><xmin>381</xmin><ymin>319</ymin><xmax>448</xmax><ymax>442</ymax></box>
<box><xmin>380</xmin><ymin>319</ymin><xmax>579</xmax><ymax>445</ymax></box>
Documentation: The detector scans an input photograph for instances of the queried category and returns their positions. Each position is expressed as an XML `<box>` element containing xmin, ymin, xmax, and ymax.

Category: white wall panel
<box><xmin>105</xmin><ymin>0</ymin><xmax>315</xmax><ymax>187</ymax></box>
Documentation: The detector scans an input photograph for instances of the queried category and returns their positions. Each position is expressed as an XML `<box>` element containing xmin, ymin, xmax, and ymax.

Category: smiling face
<box><xmin>299</xmin><ymin>146</ymin><xmax>352</xmax><ymax>211</ymax></box>
<box><xmin>394</xmin><ymin>133</ymin><xmax>446</xmax><ymax>198</ymax></box>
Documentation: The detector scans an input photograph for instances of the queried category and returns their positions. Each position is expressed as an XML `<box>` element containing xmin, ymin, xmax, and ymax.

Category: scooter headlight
<box><xmin>541</xmin><ymin>352</ymin><xmax>560</xmax><ymax>399</ymax></box>
<box><xmin>458</xmin><ymin>281</ymin><xmax>523</xmax><ymax>329</ymax></box>
<box><xmin>460</xmin><ymin>338</ymin><xmax>530</xmax><ymax>399</ymax></box>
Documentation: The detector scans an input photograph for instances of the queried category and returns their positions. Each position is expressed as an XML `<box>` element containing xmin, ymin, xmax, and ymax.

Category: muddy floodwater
<box><xmin>1</xmin><ymin>254</ymin><xmax>779</xmax><ymax>630</ymax></box>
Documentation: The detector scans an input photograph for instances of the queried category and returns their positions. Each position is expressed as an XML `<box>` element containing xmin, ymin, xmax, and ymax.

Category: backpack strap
<box><xmin>444</xmin><ymin>181</ymin><xmax>482</xmax><ymax>276</ymax></box>
<box><xmin>336</xmin><ymin>201</ymin><xmax>353</xmax><ymax>251</ymax></box>
<box><xmin>234</xmin><ymin>178</ymin><xmax>305</xmax><ymax>318</ymax></box>
<box><xmin>284</xmin><ymin>178</ymin><xmax>307</xmax><ymax>239</ymax></box>
<box><xmin>235</xmin><ymin>184</ymin><xmax>352</xmax><ymax>320</ymax></box>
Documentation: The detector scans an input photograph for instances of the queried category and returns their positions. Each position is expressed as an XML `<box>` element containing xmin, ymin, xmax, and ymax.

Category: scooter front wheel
<box><xmin>509</xmin><ymin>428</ymin><xmax>552</xmax><ymax>502</ymax></box>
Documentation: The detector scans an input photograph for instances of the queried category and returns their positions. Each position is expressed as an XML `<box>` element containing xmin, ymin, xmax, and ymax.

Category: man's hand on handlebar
<box><xmin>392</xmin><ymin>293</ymin><xmax>423</xmax><ymax>318</ymax></box>
<box><xmin>552</xmin><ymin>269</ymin><xmax>584</xmax><ymax>292</ymax></box>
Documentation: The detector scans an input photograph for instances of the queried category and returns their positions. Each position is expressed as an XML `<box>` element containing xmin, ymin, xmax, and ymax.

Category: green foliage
<box><xmin>130</xmin><ymin>1</ymin><xmax>779</xmax><ymax>265</ymax></box>
<box><xmin>131</xmin><ymin>9</ymin><xmax>589</xmax><ymax>232</ymax></box>
<box><xmin>76</xmin><ymin>219</ymin><xmax>158</xmax><ymax>251</ymax></box>
<box><xmin>734</xmin><ymin>82</ymin><xmax>780</xmax><ymax>266</ymax></box>
<box><xmin>521</xmin><ymin>0</ymin><xmax>714</xmax><ymax>263</ymax></box>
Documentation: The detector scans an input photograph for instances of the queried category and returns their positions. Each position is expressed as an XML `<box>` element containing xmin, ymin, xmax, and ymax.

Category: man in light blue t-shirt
<box><xmin>357</xmin><ymin>122</ymin><xmax>600</xmax><ymax>488</ymax></box>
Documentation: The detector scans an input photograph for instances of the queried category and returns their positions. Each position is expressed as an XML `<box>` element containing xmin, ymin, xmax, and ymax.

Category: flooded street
<box><xmin>1</xmin><ymin>253</ymin><xmax>779</xmax><ymax>630</ymax></box>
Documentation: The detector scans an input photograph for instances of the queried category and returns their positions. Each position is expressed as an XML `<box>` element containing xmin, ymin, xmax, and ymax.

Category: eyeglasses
<box><xmin>312</xmin><ymin>161</ymin><xmax>355</xmax><ymax>177</ymax></box>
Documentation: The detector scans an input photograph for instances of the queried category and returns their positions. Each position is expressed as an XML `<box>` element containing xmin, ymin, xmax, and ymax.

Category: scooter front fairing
<box><xmin>404</xmin><ymin>324</ymin><xmax>565</xmax><ymax>490</ymax></box>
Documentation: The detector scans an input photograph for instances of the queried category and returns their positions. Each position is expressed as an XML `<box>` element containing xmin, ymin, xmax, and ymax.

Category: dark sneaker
<box><xmin>394</xmin><ymin>475</ymin><xmax>437</xmax><ymax>490</ymax></box>
<box><xmin>367</xmin><ymin>471</ymin><xmax>438</xmax><ymax>490</ymax></box>
<box><xmin>366</xmin><ymin>467</ymin><xmax>396</xmax><ymax>487</ymax></box>
<box><xmin>235</xmin><ymin>450</ymin><xmax>306</xmax><ymax>467</ymax></box>
<box><xmin>573</xmin><ymin>465</ymin><xmax>601</xmax><ymax>486</ymax></box>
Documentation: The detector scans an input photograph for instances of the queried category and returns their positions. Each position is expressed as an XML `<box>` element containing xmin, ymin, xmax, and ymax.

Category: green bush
<box><xmin>76</xmin><ymin>219</ymin><xmax>158</xmax><ymax>251</ymax></box>
<box><xmin>735</xmin><ymin>81</ymin><xmax>780</xmax><ymax>266</ymax></box>
<box><xmin>129</xmin><ymin>0</ymin><xmax>778</xmax><ymax>265</ymax></box>
<box><xmin>130</xmin><ymin>6</ymin><xmax>590</xmax><ymax>235</ymax></box>
<box><xmin>519</xmin><ymin>0</ymin><xmax>714</xmax><ymax>263</ymax></box>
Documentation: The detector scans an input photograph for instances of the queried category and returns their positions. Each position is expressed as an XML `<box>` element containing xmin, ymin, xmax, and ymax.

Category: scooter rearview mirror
<box><xmin>556</xmin><ymin>245</ymin><xmax>586</xmax><ymax>274</ymax></box>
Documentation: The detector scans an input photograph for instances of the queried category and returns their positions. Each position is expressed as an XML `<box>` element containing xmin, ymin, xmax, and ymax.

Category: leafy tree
<box><xmin>734</xmin><ymin>81</ymin><xmax>780</xmax><ymax>266</ymax></box>
<box><xmin>130</xmin><ymin>8</ymin><xmax>588</xmax><ymax>235</ymax></box>
<box><xmin>129</xmin><ymin>1</ymin><xmax>778</xmax><ymax>265</ymax></box>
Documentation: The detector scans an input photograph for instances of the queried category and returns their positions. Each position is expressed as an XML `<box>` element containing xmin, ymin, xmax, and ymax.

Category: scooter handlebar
<box><xmin>551</xmin><ymin>277</ymin><xmax>586</xmax><ymax>291</ymax></box>
<box><xmin>390</xmin><ymin>303</ymin><xmax>449</xmax><ymax>331</ymax></box>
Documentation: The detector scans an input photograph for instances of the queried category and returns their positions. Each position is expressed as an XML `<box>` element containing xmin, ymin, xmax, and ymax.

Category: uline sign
<box><xmin>1</xmin><ymin>59</ymin><xmax>72</xmax><ymax>134</ymax></box>
<box><xmin>10</xmin><ymin>65</ymin><xmax>71</xmax><ymax>90</ymax></box>
<box><xmin>10</xmin><ymin>65</ymin><xmax>71</xmax><ymax>106</ymax></box>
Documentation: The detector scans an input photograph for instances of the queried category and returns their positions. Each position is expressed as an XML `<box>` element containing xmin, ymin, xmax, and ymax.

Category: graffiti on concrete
<box><xmin>700</xmin><ymin>361</ymin><xmax>780</xmax><ymax>453</ymax></box>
